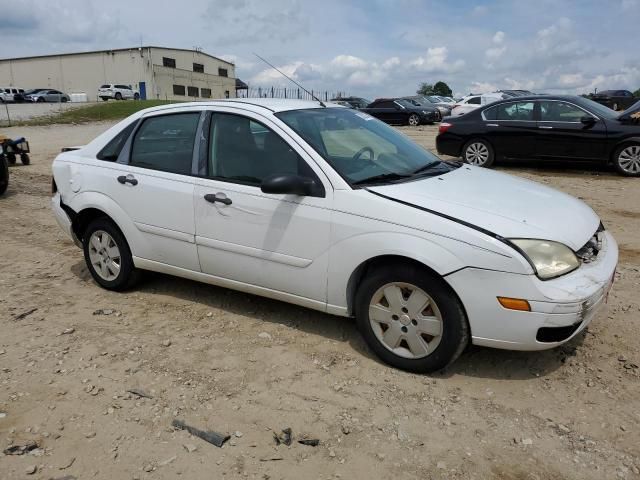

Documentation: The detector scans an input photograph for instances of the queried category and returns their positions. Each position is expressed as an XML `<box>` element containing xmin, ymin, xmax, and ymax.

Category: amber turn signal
<box><xmin>497</xmin><ymin>297</ymin><xmax>531</xmax><ymax>311</ymax></box>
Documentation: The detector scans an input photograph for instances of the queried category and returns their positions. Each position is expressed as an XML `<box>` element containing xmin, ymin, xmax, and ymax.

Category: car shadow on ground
<box><xmin>495</xmin><ymin>159</ymin><xmax>617</xmax><ymax>177</ymax></box>
<box><xmin>70</xmin><ymin>261</ymin><xmax>581</xmax><ymax>381</ymax></box>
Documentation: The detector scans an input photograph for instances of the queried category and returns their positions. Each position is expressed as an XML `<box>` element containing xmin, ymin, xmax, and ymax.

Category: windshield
<box><xmin>426</xmin><ymin>96</ymin><xmax>441</xmax><ymax>103</ymax></box>
<box><xmin>577</xmin><ymin>97</ymin><xmax>619</xmax><ymax>119</ymax></box>
<box><xmin>276</xmin><ymin>108</ymin><xmax>450</xmax><ymax>185</ymax></box>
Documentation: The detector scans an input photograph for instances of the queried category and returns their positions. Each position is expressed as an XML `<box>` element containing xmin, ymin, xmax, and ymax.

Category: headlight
<box><xmin>510</xmin><ymin>239</ymin><xmax>579</xmax><ymax>280</ymax></box>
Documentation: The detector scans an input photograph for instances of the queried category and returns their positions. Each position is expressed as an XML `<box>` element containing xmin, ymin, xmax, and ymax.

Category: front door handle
<box><xmin>204</xmin><ymin>193</ymin><xmax>232</xmax><ymax>205</ymax></box>
<box><xmin>117</xmin><ymin>174</ymin><xmax>138</xmax><ymax>186</ymax></box>
<box><xmin>538</xmin><ymin>125</ymin><xmax>553</xmax><ymax>129</ymax></box>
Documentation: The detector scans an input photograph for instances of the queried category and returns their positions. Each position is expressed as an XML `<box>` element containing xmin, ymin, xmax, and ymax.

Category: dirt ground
<box><xmin>1</xmin><ymin>121</ymin><xmax>639</xmax><ymax>480</ymax></box>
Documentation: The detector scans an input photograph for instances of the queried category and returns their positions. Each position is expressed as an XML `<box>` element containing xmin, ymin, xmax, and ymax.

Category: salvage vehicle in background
<box><xmin>450</xmin><ymin>93</ymin><xmax>505</xmax><ymax>116</ymax></box>
<box><xmin>0</xmin><ymin>87</ymin><xmax>25</xmax><ymax>102</ymax></box>
<box><xmin>362</xmin><ymin>98</ymin><xmax>440</xmax><ymax>125</ymax></box>
<box><xmin>589</xmin><ymin>90</ymin><xmax>637</xmax><ymax>111</ymax></box>
<box><xmin>51</xmin><ymin>99</ymin><xmax>617</xmax><ymax>372</ymax></box>
<box><xmin>403</xmin><ymin>95</ymin><xmax>452</xmax><ymax>117</ymax></box>
<box><xmin>437</xmin><ymin>95</ymin><xmax>640</xmax><ymax>176</ymax></box>
<box><xmin>329</xmin><ymin>96</ymin><xmax>371</xmax><ymax>109</ymax></box>
<box><xmin>98</xmin><ymin>84</ymin><xmax>140</xmax><ymax>101</ymax></box>
<box><xmin>26</xmin><ymin>89</ymin><xmax>70</xmax><ymax>103</ymax></box>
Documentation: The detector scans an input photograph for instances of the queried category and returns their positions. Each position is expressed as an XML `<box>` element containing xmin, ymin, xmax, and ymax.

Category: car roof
<box><xmin>138</xmin><ymin>98</ymin><xmax>337</xmax><ymax>115</ymax></box>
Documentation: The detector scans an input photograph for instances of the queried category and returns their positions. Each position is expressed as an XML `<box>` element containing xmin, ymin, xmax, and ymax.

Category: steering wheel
<box><xmin>352</xmin><ymin>147</ymin><xmax>374</xmax><ymax>162</ymax></box>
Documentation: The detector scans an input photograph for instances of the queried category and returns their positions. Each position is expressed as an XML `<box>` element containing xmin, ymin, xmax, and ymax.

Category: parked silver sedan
<box><xmin>27</xmin><ymin>89</ymin><xmax>70</xmax><ymax>103</ymax></box>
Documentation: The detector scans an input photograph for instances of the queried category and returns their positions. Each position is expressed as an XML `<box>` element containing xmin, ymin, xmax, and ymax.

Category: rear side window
<box><xmin>494</xmin><ymin>102</ymin><xmax>534</xmax><ymax>121</ymax></box>
<box><xmin>130</xmin><ymin>113</ymin><xmax>200</xmax><ymax>175</ymax></box>
<box><xmin>97</xmin><ymin>122</ymin><xmax>137</xmax><ymax>161</ymax></box>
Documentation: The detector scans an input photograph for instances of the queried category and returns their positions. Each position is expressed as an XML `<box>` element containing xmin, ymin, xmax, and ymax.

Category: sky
<box><xmin>1</xmin><ymin>0</ymin><xmax>639</xmax><ymax>98</ymax></box>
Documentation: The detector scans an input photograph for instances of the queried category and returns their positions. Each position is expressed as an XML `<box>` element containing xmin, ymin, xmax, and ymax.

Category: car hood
<box><xmin>367</xmin><ymin>166</ymin><xmax>599</xmax><ymax>251</ymax></box>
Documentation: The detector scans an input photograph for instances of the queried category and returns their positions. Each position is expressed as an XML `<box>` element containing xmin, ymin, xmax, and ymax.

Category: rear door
<box><xmin>481</xmin><ymin>100</ymin><xmax>537</xmax><ymax>158</ymax></box>
<box><xmin>536</xmin><ymin>100</ymin><xmax>607</xmax><ymax>160</ymax></box>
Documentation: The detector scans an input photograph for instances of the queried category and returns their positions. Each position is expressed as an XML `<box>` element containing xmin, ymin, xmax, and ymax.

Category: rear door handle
<box><xmin>204</xmin><ymin>193</ymin><xmax>232</xmax><ymax>205</ymax></box>
<box><xmin>117</xmin><ymin>174</ymin><xmax>138</xmax><ymax>186</ymax></box>
<box><xmin>538</xmin><ymin>125</ymin><xmax>553</xmax><ymax>129</ymax></box>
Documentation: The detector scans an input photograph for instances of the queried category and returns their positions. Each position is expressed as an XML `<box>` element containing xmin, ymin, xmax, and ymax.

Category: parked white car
<box><xmin>51</xmin><ymin>99</ymin><xmax>618</xmax><ymax>372</ymax></box>
<box><xmin>0</xmin><ymin>86</ymin><xmax>24</xmax><ymax>102</ymax></box>
<box><xmin>451</xmin><ymin>93</ymin><xmax>505</xmax><ymax>116</ymax></box>
<box><xmin>98</xmin><ymin>84</ymin><xmax>139</xmax><ymax>101</ymax></box>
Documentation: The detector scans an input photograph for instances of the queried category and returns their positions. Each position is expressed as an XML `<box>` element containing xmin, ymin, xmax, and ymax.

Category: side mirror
<box><xmin>581</xmin><ymin>115</ymin><xmax>597</xmax><ymax>125</ymax></box>
<box><xmin>261</xmin><ymin>174</ymin><xmax>315</xmax><ymax>196</ymax></box>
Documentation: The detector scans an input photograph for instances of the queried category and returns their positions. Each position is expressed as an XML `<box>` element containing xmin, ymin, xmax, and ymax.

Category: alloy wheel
<box><xmin>618</xmin><ymin>145</ymin><xmax>640</xmax><ymax>174</ymax></box>
<box><xmin>408</xmin><ymin>114</ymin><xmax>420</xmax><ymax>126</ymax></box>
<box><xmin>88</xmin><ymin>230</ymin><xmax>122</xmax><ymax>281</ymax></box>
<box><xmin>465</xmin><ymin>142</ymin><xmax>490</xmax><ymax>166</ymax></box>
<box><xmin>368</xmin><ymin>282</ymin><xmax>443</xmax><ymax>359</ymax></box>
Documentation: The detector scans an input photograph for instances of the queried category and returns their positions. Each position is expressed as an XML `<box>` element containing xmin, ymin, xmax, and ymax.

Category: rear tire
<box><xmin>134</xmin><ymin>93</ymin><xmax>140</xmax><ymax>100</ymax></box>
<box><xmin>6</xmin><ymin>153</ymin><xmax>16</xmax><ymax>165</ymax></box>
<box><xmin>0</xmin><ymin>155</ymin><xmax>8</xmax><ymax>195</ymax></box>
<box><xmin>355</xmin><ymin>263</ymin><xmax>469</xmax><ymax>373</ymax></box>
<box><xmin>462</xmin><ymin>138</ymin><xmax>495</xmax><ymax>167</ymax></box>
<box><xmin>115</xmin><ymin>92</ymin><xmax>122</xmax><ymax>100</ymax></box>
<box><xmin>83</xmin><ymin>218</ymin><xmax>139</xmax><ymax>291</ymax></box>
<box><xmin>613</xmin><ymin>143</ymin><xmax>640</xmax><ymax>177</ymax></box>
<box><xmin>408</xmin><ymin>114</ymin><xmax>420</xmax><ymax>126</ymax></box>
<box><xmin>101</xmin><ymin>97</ymin><xmax>109</xmax><ymax>102</ymax></box>
<box><xmin>20</xmin><ymin>154</ymin><xmax>30</xmax><ymax>165</ymax></box>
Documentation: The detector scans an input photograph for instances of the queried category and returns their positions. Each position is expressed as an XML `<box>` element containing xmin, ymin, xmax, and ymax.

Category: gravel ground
<box><xmin>0</xmin><ymin>122</ymin><xmax>639</xmax><ymax>480</ymax></box>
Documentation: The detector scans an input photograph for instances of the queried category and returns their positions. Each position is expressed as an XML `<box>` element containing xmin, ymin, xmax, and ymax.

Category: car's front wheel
<box><xmin>355</xmin><ymin>263</ymin><xmax>469</xmax><ymax>373</ymax></box>
<box><xmin>613</xmin><ymin>143</ymin><xmax>640</xmax><ymax>176</ymax></box>
<box><xmin>83</xmin><ymin>218</ymin><xmax>138</xmax><ymax>291</ymax></box>
<box><xmin>115</xmin><ymin>92</ymin><xmax>123</xmax><ymax>100</ymax></box>
<box><xmin>462</xmin><ymin>139</ymin><xmax>495</xmax><ymax>167</ymax></box>
<box><xmin>408</xmin><ymin>114</ymin><xmax>420</xmax><ymax>126</ymax></box>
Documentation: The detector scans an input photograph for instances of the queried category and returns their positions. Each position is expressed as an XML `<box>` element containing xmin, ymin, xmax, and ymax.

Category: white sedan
<box><xmin>51</xmin><ymin>99</ymin><xmax>617</xmax><ymax>372</ymax></box>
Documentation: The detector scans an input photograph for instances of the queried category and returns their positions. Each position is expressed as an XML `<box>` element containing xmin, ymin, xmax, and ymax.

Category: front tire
<box><xmin>408</xmin><ymin>114</ymin><xmax>420</xmax><ymax>126</ymax></box>
<box><xmin>83</xmin><ymin>218</ymin><xmax>138</xmax><ymax>291</ymax></box>
<box><xmin>613</xmin><ymin>143</ymin><xmax>640</xmax><ymax>176</ymax></box>
<box><xmin>115</xmin><ymin>92</ymin><xmax>122</xmax><ymax>100</ymax></box>
<box><xmin>355</xmin><ymin>263</ymin><xmax>469</xmax><ymax>373</ymax></box>
<box><xmin>134</xmin><ymin>93</ymin><xmax>140</xmax><ymax>100</ymax></box>
<box><xmin>462</xmin><ymin>138</ymin><xmax>495</xmax><ymax>167</ymax></box>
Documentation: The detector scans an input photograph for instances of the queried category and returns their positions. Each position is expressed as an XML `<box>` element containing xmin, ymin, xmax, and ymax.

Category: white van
<box><xmin>0</xmin><ymin>87</ymin><xmax>25</xmax><ymax>102</ymax></box>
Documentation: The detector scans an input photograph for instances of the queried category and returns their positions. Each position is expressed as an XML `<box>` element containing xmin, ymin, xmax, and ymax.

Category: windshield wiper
<box><xmin>411</xmin><ymin>161</ymin><xmax>441</xmax><ymax>175</ymax></box>
<box><xmin>352</xmin><ymin>172</ymin><xmax>413</xmax><ymax>186</ymax></box>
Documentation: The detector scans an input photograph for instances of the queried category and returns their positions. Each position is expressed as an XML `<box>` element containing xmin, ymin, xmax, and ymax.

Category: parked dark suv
<box><xmin>362</xmin><ymin>98</ymin><xmax>440</xmax><ymax>125</ymax></box>
<box><xmin>589</xmin><ymin>90</ymin><xmax>637</xmax><ymax>111</ymax></box>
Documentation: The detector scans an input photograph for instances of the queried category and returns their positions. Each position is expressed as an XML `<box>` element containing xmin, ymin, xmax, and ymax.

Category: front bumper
<box><xmin>446</xmin><ymin>231</ymin><xmax>618</xmax><ymax>351</ymax></box>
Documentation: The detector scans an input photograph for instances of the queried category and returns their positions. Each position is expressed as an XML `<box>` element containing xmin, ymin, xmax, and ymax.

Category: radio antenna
<box><xmin>253</xmin><ymin>53</ymin><xmax>326</xmax><ymax>107</ymax></box>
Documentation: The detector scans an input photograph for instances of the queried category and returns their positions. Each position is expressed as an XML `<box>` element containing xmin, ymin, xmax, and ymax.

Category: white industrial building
<box><xmin>0</xmin><ymin>46</ymin><xmax>236</xmax><ymax>101</ymax></box>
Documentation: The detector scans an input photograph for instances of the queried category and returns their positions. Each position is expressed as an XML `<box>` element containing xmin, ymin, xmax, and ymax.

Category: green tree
<box><xmin>433</xmin><ymin>81</ymin><xmax>453</xmax><ymax>97</ymax></box>
<box><xmin>634</xmin><ymin>88</ymin><xmax>640</xmax><ymax>97</ymax></box>
<box><xmin>417</xmin><ymin>83</ymin><xmax>434</xmax><ymax>95</ymax></box>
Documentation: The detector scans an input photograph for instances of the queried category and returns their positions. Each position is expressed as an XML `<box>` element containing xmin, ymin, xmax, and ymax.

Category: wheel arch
<box><xmin>610</xmin><ymin>136</ymin><xmax>640</xmax><ymax>161</ymax></box>
<box><xmin>345</xmin><ymin>254</ymin><xmax>465</xmax><ymax>319</ymax></box>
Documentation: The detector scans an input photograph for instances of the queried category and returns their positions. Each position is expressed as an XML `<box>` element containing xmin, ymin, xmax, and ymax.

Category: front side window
<box><xmin>276</xmin><ymin>108</ymin><xmax>451</xmax><ymax>185</ymax></box>
<box><xmin>493</xmin><ymin>101</ymin><xmax>535</xmax><ymax>121</ymax></box>
<box><xmin>540</xmin><ymin>101</ymin><xmax>586</xmax><ymax>122</ymax></box>
<box><xmin>467</xmin><ymin>97</ymin><xmax>481</xmax><ymax>105</ymax></box>
<box><xmin>130</xmin><ymin>113</ymin><xmax>200</xmax><ymax>175</ymax></box>
<box><xmin>209</xmin><ymin>113</ymin><xmax>317</xmax><ymax>188</ymax></box>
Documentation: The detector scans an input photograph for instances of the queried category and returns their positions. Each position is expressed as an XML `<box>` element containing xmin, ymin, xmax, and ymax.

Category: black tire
<box><xmin>613</xmin><ymin>143</ymin><xmax>640</xmax><ymax>177</ymax></box>
<box><xmin>20</xmin><ymin>154</ymin><xmax>30</xmax><ymax>165</ymax></box>
<box><xmin>101</xmin><ymin>97</ymin><xmax>109</xmax><ymax>102</ymax></box>
<box><xmin>355</xmin><ymin>262</ymin><xmax>469</xmax><ymax>373</ymax></box>
<box><xmin>115</xmin><ymin>92</ymin><xmax>122</xmax><ymax>100</ymax></box>
<box><xmin>462</xmin><ymin>138</ymin><xmax>495</xmax><ymax>168</ymax></box>
<box><xmin>83</xmin><ymin>218</ymin><xmax>139</xmax><ymax>291</ymax></box>
<box><xmin>37</xmin><ymin>97</ymin><xmax>45</xmax><ymax>103</ymax></box>
<box><xmin>0</xmin><ymin>155</ymin><xmax>8</xmax><ymax>195</ymax></box>
<box><xmin>61</xmin><ymin>97</ymin><xmax>68</xmax><ymax>103</ymax></box>
<box><xmin>408</xmin><ymin>113</ymin><xmax>420</xmax><ymax>126</ymax></box>
<box><xmin>134</xmin><ymin>93</ymin><xmax>140</xmax><ymax>100</ymax></box>
<box><xmin>7</xmin><ymin>153</ymin><xmax>16</xmax><ymax>165</ymax></box>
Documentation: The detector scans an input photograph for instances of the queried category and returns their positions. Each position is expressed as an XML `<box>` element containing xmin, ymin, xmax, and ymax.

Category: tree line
<box><xmin>417</xmin><ymin>81</ymin><xmax>453</xmax><ymax>97</ymax></box>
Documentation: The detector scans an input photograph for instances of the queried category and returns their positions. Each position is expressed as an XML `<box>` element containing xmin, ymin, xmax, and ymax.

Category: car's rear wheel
<box><xmin>115</xmin><ymin>92</ymin><xmax>122</xmax><ymax>100</ymax></box>
<box><xmin>20</xmin><ymin>154</ymin><xmax>30</xmax><ymax>165</ymax></box>
<box><xmin>0</xmin><ymin>155</ymin><xmax>8</xmax><ymax>195</ymax></box>
<box><xmin>101</xmin><ymin>97</ymin><xmax>109</xmax><ymax>102</ymax></box>
<box><xmin>355</xmin><ymin>263</ymin><xmax>469</xmax><ymax>372</ymax></box>
<box><xmin>408</xmin><ymin>114</ymin><xmax>420</xmax><ymax>126</ymax></box>
<box><xmin>462</xmin><ymin>139</ymin><xmax>494</xmax><ymax>167</ymax></box>
<box><xmin>614</xmin><ymin>143</ymin><xmax>640</xmax><ymax>177</ymax></box>
<box><xmin>134</xmin><ymin>93</ymin><xmax>140</xmax><ymax>100</ymax></box>
<box><xmin>83</xmin><ymin>218</ymin><xmax>138</xmax><ymax>291</ymax></box>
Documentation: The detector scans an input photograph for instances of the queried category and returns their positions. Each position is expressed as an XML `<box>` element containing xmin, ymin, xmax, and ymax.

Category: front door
<box><xmin>482</xmin><ymin>100</ymin><xmax>537</xmax><ymax>158</ymax></box>
<box><xmin>194</xmin><ymin>111</ymin><xmax>332</xmax><ymax>304</ymax></box>
<box><xmin>536</xmin><ymin>100</ymin><xmax>608</xmax><ymax>160</ymax></box>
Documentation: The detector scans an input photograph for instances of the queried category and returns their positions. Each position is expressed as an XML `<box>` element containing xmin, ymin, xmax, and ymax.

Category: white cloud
<box><xmin>410</xmin><ymin>47</ymin><xmax>465</xmax><ymax>73</ymax></box>
<box><xmin>492</xmin><ymin>31</ymin><xmax>505</xmax><ymax>44</ymax></box>
<box><xmin>471</xmin><ymin>5</ymin><xmax>488</xmax><ymax>16</ymax></box>
<box><xmin>330</xmin><ymin>55</ymin><xmax>368</xmax><ymax>70</ymax></box>
<box><xmin>485</xmin><ymin>46</ymin><xmax>506</xmax><ymax>60</ymax></box>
